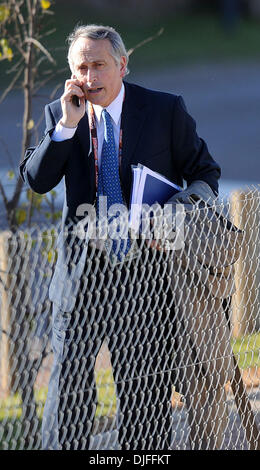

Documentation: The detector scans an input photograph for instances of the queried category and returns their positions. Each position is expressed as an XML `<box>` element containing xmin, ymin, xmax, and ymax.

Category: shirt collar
<box><xmin>92</xmin><ymin>83</ymin><xmax>124</xmax><ymax>126</ymax></box>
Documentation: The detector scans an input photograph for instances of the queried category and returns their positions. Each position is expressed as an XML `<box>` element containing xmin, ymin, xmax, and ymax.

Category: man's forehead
<box><xmin>73</xmin><ymin>37</ymin><xmax>112</xmax><ymax>59</ymax></box>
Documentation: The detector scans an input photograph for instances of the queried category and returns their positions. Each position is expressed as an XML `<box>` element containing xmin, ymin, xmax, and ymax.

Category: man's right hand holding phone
<box><xmin>59</xmin><ymin>76</ymin><xmax>86</xmax><ymax>129</ymax></box>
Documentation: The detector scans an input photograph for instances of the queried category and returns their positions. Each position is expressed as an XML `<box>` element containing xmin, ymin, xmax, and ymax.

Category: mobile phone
<box><xmin>72</xmin><ymin>95</ymin><xmax>80</xmax><ymax>107</ymax></box>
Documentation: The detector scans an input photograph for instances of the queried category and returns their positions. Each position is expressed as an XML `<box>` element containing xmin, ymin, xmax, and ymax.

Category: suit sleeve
<box><xmin>172</xmin><ymin>96</ymin><xmax>221</xmax><ymax>194</ymax></box>
<box><xmin>19</xmin><ymin>103</ymin><xmax>73</xmax><ymax>194</ymax></box>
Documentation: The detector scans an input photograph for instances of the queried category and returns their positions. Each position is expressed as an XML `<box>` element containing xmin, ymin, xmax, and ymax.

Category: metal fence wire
<box><xmin>0</xmin><ymin>187</ymin><xmax>259</xmax><ymax>450</ymax></box>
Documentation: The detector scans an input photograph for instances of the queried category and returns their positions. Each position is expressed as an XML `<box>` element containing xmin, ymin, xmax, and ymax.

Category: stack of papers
<box><xmin>129</xmin><ymin>164</ymin><xmax>182</xmax><ymax>232</ymax></box>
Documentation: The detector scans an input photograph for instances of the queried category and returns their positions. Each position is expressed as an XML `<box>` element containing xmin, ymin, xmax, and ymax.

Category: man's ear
<box><xmin>120</xmin><ymin>56</ymin><xmax>127</xmax><ymax>77</ymax></box>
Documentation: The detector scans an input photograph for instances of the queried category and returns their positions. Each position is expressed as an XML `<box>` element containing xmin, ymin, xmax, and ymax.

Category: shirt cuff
<box><xmin>51</xmin><ymin>121</ymin><xmax>77</xmax><ymax>142</ymax></box>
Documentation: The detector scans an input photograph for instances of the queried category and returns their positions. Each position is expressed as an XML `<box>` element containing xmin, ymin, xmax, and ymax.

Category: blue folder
<box><xmin>129</xmin><ymin>164</ymin><xmax>182</xmax><ymax>232</ymax></box>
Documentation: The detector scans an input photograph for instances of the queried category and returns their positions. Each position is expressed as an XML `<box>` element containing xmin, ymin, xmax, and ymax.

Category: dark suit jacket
<box><xmin>20</xmin><ymin>81</ymin><xmax>221</xmax><ymax>311</ymax></box>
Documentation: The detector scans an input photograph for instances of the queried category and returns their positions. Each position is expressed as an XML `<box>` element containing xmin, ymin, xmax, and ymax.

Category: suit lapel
<box><xmin>121</xmin><ymin>82</ymin><xmax>151</xmax><ymax>200</ymax></box>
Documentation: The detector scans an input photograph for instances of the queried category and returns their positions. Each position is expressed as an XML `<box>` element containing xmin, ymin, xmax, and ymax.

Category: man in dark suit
<box><xmin>20</xmin><ymin>24</ymin><xmax>221</xmax><ymax>450</ymax></box>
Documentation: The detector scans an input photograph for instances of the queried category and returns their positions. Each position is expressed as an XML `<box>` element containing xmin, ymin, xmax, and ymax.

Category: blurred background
<box><xmin>1</xmin><ymin>0</ymin><xmax>260</xmax><ymax>224</ymax></box>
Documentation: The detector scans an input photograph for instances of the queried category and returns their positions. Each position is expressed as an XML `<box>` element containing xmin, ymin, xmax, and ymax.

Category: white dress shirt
<box><xmin>51</xmin><ymin>83</ymin><xmax>125</xmax><ymax>168</ymax></box>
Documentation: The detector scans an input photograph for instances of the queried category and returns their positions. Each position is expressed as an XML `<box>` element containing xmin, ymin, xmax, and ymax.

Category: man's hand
<box><xmin>60</xmin><ymin>76</ymin><xmax>86</xmax><ymax>128</ymax></box>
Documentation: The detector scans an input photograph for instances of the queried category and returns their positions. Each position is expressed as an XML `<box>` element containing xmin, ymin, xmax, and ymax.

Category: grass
<box><xmin>231</xmin><ymin>332</ymin><xmax>260</xmax><ymax>370</ymax></box>
<box><xmin>0</xmin><ymin>369</ymin><xmax>116</xmax><ymax>449</ymax></box>
<box><xmin>0</xmin><ymin>369</ymin><xmax>116</xmax><ymax>421</ymax></box>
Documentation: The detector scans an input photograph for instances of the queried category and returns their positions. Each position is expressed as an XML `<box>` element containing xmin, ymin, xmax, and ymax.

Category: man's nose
<box><xmin>86</xmin><ymin>69</ymin><xmax>97</xmax><ymax>85</ymax></box>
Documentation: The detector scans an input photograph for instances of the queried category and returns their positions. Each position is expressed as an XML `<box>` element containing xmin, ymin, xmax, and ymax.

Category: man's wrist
<box><xmin>59</xmin><ymin>119</ymin><xmax>78</xmax><ymax>130</ymax></box>
<box><xmin>51</xmin><ymin>120</ymin><xmax>77</xmax><ymax>142</ymax></box>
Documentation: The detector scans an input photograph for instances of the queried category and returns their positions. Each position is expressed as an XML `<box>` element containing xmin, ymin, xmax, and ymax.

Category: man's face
<box><xmin>70</xmin><ymin>37</ymin><xmax>127</xmax><ymax>107</ymax></box>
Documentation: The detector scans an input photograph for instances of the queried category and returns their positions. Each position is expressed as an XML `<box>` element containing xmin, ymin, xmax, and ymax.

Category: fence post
<box><xmin>0</xmin><ymin>231</ymin><xmax>12</xmax><ymax>397</ymax></box>
<box><xmin>230</xmin><ymin>190</ymin><xmax>260</xmax><ymax>338</ymax></box>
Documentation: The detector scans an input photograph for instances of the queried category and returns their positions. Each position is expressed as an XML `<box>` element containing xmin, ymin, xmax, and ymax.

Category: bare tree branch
<box><xmin>12</xmin><ymin>0</ymin><xmax>26</xmax><ymax>46</ymax></box>
<box><xmin>127</xmin><ymin>27</ymin><xmax>164</xmax><ymax>56</ymax></box>
<box><xmin>12</xmin><ymin>0</ymin><xmax>25</xmax><ymax>25</ymax></box>
<box><xmin>6</xmin><ymin>56</ymin><xmax>24</xmax><ymax>75</ymax></box>
<box><xmin>38</xmin><ymin>27</ymin><xmax>57</xmax><ymax>40</ymax></box>
<box><xmin>8</xmin><ymin>36</ymin><xmax>27</xmax><ymax>60</ymax></box>
<box><xmin>25</xmin><ymin>37</ymin><xmax>56</xmax><ymax>65</ymax></box>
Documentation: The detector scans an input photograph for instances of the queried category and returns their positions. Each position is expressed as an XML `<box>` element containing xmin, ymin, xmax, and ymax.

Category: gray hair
<box><xmin>67</xmin><ymin>24</ymin><xmax>129</xmax><ymax>76</ymax></box>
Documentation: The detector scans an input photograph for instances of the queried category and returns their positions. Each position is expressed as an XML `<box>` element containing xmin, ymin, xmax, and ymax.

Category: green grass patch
<box><xmin>232</xmin><ymin>332</ymin><xmax>260</xmax><ymax>370</ymax></box>
<box><xmin>0</xmin><ymin>371</ymin><xmax>116</xmax><ymax>423</ymax></box>
<box><xmin>0</xmin><ymin>372</ymin><xmax>116</xmax><ymax>449</ymax></box>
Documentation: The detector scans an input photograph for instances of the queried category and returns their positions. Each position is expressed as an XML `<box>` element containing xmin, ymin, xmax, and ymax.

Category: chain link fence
<box><xmin>0</xmin><ymin>187</ymin><xmax>259</xmax><ymax>450</ymax></box>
